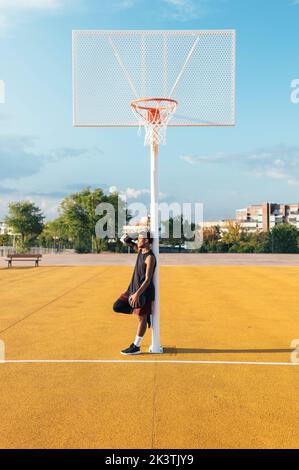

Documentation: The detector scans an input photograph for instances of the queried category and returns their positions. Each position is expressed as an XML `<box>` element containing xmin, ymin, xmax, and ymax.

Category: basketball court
<box><xmin>1</xmin><ymin>27</ymin><xmax>298</xmax><ymax>450</ymax></box>
<box><xmin>0</xmin><ymin>258</ymin><xmax>298</xmax><ymax>448</ymax></box>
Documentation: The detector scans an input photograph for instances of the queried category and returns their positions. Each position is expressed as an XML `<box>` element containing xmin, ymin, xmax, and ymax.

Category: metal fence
<box><xmin>0</xmin><ymin>247</ymin><xmax>75</xmax><ymax>257</ymax></box>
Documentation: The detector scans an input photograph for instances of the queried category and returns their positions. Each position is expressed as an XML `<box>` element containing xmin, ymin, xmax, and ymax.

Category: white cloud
<box><xmin>0</xmin><ymin>80</ymin><xmax>5</xmax><ymax>104</ymax></box>
<box><xmin>37</xmin><ymin>196</ymin><xmax>60</xmax><ymax>218</ymax></box>
<box><xmin>287</xmin><ymin>178</ymin><xmax>299</xmax><ymax>186</ymax></box>
<box><xmin>0</xmin><ymin>13</ymin><xmax>8</xmax><ymax>28</ymax></box>
<box><xmin>109</xmin><ymin>185</ymin><xmax>168</xmax><ymax>201</ymax></box>
<box><xmin>118</xmin><ymin>0</ymin><xmax>136</xmax><ymax>9</ymax></box>
<box><xmin>109</xmin><ymin>185</ymin><xmax>149</xmax><ymax>200</ymax></box>
<box><xmin>163</xmin><ymin>0</ymin><xmax>206</xmax><ymax>21</ymax></box>
<box><xmin>263</xmin><ymin>169</ymin><xmax>288</xmax><ymax>180</ymax></box>
<box><xmin>181</xmin><ymin>144</ymin><xmax>299</xmax><ymax>186</ymax></box>
<box><xmin>125</xmin><ymin>187</ymin><xmax>150</xmax><ymax>199</ymax></box>
<box><xmin>0</xmin><ymin>135</ymin><xmax>99</xmax><ymax>181</ymax></box>
<box><xmin>109</xmin><ymin>185</ymin><xmax>118</xmax><ymax>194</ymax></box>
<box><xmin>180</xmin><ymin>152</ymin><xmax>226</xmax><ymax>164</ymax></box>
<box><xmin>0</xmin><ymin>0</ymin><xmax>61</xmax><ymax>10</ymax></box>
<box><xmin>181</xmin><ymin>155</ymin><xmax>197</xmax><ymax>165</ymax></box>
<box><xmin>0</xmin><ymin>0</ymin><xmax>66</xmax><ymax>31</ymax></box>
<box><xmin>0</xmin><ymin>135</ymin><xmax>45</xmax><ymax>179</ymax></box>
<box><xmin>0</xmin><ymin>185</ymin><xmax>170</xmax><ymax>220</ymax></box>
<box><xmin>0</xmin><ymin>192</ymin><xmax>60</xmax><ymax>220</ymax></box>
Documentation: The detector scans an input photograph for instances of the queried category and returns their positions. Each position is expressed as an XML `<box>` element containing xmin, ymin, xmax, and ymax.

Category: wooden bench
<box><xmin>5</xmin><ymin>254</ymin><xmax>42</xmax><ymax>268</ymax></box>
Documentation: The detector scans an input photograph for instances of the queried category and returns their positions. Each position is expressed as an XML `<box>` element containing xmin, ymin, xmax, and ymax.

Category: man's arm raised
<box><xmin>120</xmin><ymin>234</ymin><xmax>138</xmax><ymax>251</ymax></box>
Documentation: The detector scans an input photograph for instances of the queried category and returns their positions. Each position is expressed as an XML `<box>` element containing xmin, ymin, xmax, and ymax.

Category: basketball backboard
<box><xmin>72</xmin><ymin>29</ymin><xmax>236</xmax><ymax>355</ymax></box>
<box><xmin>72</xmin><ymin>30</ymin><xmax>236</xmax><ymax>128</ymax></box>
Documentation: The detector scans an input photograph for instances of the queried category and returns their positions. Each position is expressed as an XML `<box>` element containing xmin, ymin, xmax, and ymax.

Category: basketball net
<box><xmin>131</xmin><ymin>98</ymin><xmax>177</xmax><ymax>146</ymax></box>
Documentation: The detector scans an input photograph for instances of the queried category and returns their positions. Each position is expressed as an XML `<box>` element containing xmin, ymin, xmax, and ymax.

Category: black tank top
<box><xmin>127</xmin><ymin>249</ymin><xmax>156</xmax><ymax>301</ymax></box>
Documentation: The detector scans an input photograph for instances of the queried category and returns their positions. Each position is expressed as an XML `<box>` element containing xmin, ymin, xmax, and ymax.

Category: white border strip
<box><xmin>1</xmin><ymin>359</ymin><xmax>298</xmax><ymax>366</ymax></box>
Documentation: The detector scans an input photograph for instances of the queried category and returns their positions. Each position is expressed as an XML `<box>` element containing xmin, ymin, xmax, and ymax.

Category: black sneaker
<box><xmin>121</xmin><ymin>343</ymin><xmax>141</xmax><ymax>355</ymax></box>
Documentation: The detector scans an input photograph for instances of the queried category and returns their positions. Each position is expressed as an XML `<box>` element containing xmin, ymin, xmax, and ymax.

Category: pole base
<box><xmin>149</xmin><ymin>345</ymin><xmax>164</xmax><ymax>354</ymax></box>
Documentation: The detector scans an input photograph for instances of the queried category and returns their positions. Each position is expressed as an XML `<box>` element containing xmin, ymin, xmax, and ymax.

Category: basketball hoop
<box><xmin>131</xmin><ymin>98</ymin><xmax>178</xmax><ymax>146</ymax></box>
<box><xmin>73</xmin><ymin>29</ymin><xmax>236</xmax><ymax>355</ymax></box>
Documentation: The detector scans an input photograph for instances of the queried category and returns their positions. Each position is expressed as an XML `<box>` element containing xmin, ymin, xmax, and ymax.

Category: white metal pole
<box><xmin>149</xmin><ymin>142</ymin><xmax>163</xmax><ymax>353</ymax></box>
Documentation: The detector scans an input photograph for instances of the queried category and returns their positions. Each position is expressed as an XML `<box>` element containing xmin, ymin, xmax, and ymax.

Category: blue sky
<box><xmin>0</xmin><ymin>0</ymin><xmax>299</xmax><ymax>221</ymax></box>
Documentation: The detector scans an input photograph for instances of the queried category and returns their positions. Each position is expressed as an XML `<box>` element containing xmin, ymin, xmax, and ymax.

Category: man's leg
<box><xmin>133</xmin><ymin>314</ymin><xmax>147</xmax><ymax>348</ymax></box>
<box><xmin>120</xmin><ymin>302</ymin><xmax>152</xmax><ymax>355</ymax></box>
<box><xmin>137</xmin><ymin>314</ymin><xmax>147</xmax><ymax>337</ymax></box>
<box><xmin>113</xmin><ymin>292</ymin><xmax>132</xmax><ymax>314</ymax></box>
<box><xmin>120</xmin><ymin>312</ymin><xmax>147</xmax><ymax>355</ymax></box>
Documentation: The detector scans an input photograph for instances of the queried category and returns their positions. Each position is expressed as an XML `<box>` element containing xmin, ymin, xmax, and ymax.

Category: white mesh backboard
<box><xmin>72</xmin><ymin>30</ymin><xmax>236</xmax><ymax>127</ymax></box>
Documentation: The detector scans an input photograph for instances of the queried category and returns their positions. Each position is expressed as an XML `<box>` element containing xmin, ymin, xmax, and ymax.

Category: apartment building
<box><xmin>121</xmin><ymin>204</ymin><xmax>299</xmax><ymax>238</ymax></box>
<box><xmin>236</xmin><ymin>203</ymin><xmax>299</xmax><ymax>232</ymax></box>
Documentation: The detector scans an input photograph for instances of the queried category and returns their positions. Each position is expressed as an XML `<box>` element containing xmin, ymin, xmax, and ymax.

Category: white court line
<box><xmin>0</xmin><ymin>359</ymin><xmax>298</xmax><ymax>366</ymax></box>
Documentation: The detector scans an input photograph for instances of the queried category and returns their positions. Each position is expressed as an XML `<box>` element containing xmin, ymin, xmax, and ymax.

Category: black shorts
<box><xmin>113</xmin><ymin>291</ymin><xmax>152</xmax><ymax>320</ymax></box>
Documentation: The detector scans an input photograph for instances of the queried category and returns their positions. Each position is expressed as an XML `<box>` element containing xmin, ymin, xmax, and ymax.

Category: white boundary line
<box><xmin>0</xmin><ymin>359</ymin><xmax>298</xmax><ymax>366</ymax></box>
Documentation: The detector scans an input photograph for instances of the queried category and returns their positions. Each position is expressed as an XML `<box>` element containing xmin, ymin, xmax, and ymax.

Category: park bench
<box><xmin>5</xmin><ymin>253</ymin><xmax>42</xmax><ymax>268</ymax></box>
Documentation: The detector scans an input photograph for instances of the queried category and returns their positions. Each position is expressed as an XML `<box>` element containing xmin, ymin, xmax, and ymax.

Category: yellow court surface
<box><xmin>0</xmin><ymin>265</ymin><xmax>299</xmax><ymax>448</ymax></box>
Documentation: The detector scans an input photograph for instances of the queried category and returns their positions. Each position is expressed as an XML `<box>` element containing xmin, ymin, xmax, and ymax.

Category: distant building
<box><xmin>124</xmin><ymin>218</ymin><xmax>233</xmax><ymax>239</ymax></box>
<box><xmin>122</xmin><ymin>204</ymin><xmax>299</xmax><ymax>239</ymax></box>
<box><xmin>0</xmin><ymin>221</ymin><xmax>13</xmax><ymax>235</ymax></box>
<box><xmin>236</xmin><ymin>203</ymin><xmax>299</xmax><ymax>232</ymax></box>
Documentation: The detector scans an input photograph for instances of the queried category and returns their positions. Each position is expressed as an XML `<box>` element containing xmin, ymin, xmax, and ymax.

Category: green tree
<box><xmin>249</xmin><ymin>231</ymin><xmax>271</xmax><ymax>253</ymax></box>
<box><xmin>203</xmin><ymin>225</ymin><xmax>221</xmax><ymax>243</ymax></box>
<box><xmin>161</xmin><ymin>215</ymin><xmax>195</xmax><ymax>252</ymax></box>
<box><xmin>213</xmin><ymin>240</ymin><xmax>230</xmax><ymax>253</ymax></box>
<box><xmin>106</xmin><ymin>189</ymin><xmax>132</xmax><ymax>252</ymax></box>
<box><xmin>222</xmin><ymin>220</ymin><xmax>247</xmax><ymax>247</ymax></box>
<box><xmin>59</xmin><ymin>187</ymin><xmax>128</xmax><ymax>253</ymax></box>
<box><xmin>5</xmin><ymin>201</ymin><xmax>44</xmax><ymax>252</ymax></box>
<box><xmin>270</xmin><ymin>224</ymin><xmax>298</xmax><ymax>253</ymax></box>
<box><xmin>200</xmin><ymin>225</ymin><xmax>222</xmax><ymax>252</ymax></box>
<box><xmin>230</xmin><ymin>231</ymin><xmax>271</xmax><ymax>253</ymax></box>
<box><xmin>40</xmin><ymin>217</ymin><xmax>71</xmax><ymax>250</ymax></box>
<box><xmin>0</xmin><ymin>233</ymin><xmax>13</xmax><ymax>246</ymax></box>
